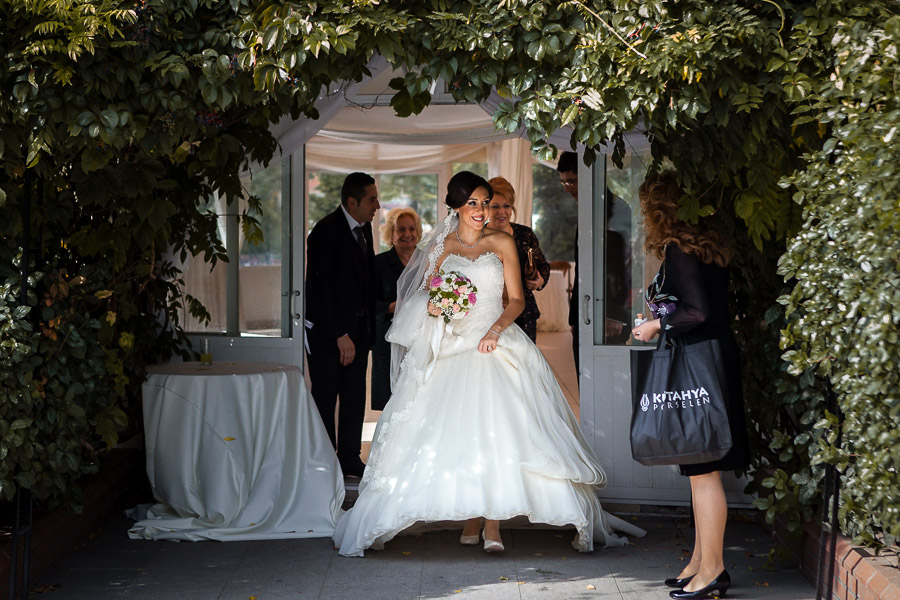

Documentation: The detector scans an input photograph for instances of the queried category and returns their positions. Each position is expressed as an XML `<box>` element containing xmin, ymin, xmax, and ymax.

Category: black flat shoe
<box><xmin>669</xmin><ymin>570</ymin><xmax>730</xmax><ymax>599</ymax></box>
<box><xmin>664</xmin><ymin>574</ymin><xmax>695</xmax><ymax>588</ymax></box>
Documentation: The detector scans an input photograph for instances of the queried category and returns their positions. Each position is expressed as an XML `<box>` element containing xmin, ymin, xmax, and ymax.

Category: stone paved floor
<box><xmin>31</xmin><ymin>513</ymin><xmax>816</xmax><ymax>599</ymax></box>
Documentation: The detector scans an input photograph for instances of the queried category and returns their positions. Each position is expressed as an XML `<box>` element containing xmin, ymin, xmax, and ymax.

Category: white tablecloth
<box><xmin>128</xmin><ymin>362</ymin><xmax>344</xmax><ymax>541</ymax></box>
<box><xmin>535</xmin><ymin>270</ymin><xmax>570</xmax><ymax>332</ymax></box>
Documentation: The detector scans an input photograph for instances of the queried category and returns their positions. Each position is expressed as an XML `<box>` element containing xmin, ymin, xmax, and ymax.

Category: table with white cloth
<box><xmin>128</xmin><ymin>361</ymin><xmax>344</xmax><ymax>541</ymax></box>
<box><xmin>535</xmin><ymin>269</ymin><xmax>570</xmax><ymax>332</ymax></box>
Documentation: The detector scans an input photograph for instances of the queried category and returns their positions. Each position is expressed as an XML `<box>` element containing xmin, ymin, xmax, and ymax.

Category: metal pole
<box><xmin>8</xmin><ymin>171</ymin><xmax>35</xmax><ymax>600</ymax></box>
<box><xmin>20</xmin><ymin>169</ymin><xmax>30</xmax><ymax>304</ymax></box>
<box><xmin>815</xmin><ymin>381</ymin><xmax>842</xmax><ymax>600</ymax></box>
<box><xmin>825</xmin><ymin>386</ymin><xmax>843</xmax><ymax>600</ymax></box>
<box><xmin>815</xmin><ymin>461</ymin><xmax>832</xmax><ymax>599</ymax></box>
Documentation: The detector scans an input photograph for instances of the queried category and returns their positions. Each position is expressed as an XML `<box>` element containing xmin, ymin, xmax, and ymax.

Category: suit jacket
<box><xmin>305</xmin><ymin>206</ymin><xmax>378</xmax><ymax>348</ymax></box>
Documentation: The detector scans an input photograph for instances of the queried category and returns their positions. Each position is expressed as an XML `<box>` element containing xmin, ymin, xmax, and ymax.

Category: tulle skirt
<box><xmin>333</xmin><ymin>302</ymin><xmax>643</xmax><ymax>556</ymax></box>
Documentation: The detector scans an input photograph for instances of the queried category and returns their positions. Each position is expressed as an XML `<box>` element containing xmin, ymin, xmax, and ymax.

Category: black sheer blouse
<box><xmin>645</xmin><ymin>246</ymin><xmax>739</xmax><ymax>360</ymax></box>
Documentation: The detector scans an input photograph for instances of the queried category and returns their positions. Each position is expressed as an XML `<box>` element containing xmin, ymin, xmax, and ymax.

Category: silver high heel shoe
<box><xmin>482</xmin><ymin>530</ymin><xmax>505</xmax><ymax>553</ymax></box>
<box><xmin>460</xmin><ymin>518</ymin><xmax>482</xmax><ymax>545</ymax></box>
<box><xmin>459</xmin><ymin>532</ymin><xmax>480</xmax><ymax>545</ymax></box>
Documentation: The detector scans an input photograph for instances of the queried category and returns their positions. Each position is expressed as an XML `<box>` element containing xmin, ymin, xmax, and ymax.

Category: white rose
<box><xmin>440</xmin><ymin>281</ymin><xmax>452</xmax><ymax>292</ymax></box>
<box><xmin>451</xmin><ymin>311</ymin><xmax>466</xmax><ymax>320</ymax></box>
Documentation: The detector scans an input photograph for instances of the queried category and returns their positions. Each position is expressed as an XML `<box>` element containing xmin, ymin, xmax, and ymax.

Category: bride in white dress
<box><xmin>333</xmin><ymin>171</ymin><xmax>644</xmax><ymax>557</ymax></box>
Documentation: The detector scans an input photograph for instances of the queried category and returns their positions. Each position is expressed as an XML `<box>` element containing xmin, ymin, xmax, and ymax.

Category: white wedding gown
<box><xmin>333</xmin><ymin>252</ymin><xmax>644</xmax><ymax>556</ymax></box>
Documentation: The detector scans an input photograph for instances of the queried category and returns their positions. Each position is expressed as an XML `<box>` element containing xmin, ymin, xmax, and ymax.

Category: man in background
<box><xmin>305</xmin><ymin>172</ymin><xmax>380</xmax><ymax>478</ymax></box>
<box><xmin>557</xmin><ymin>152</ymin><xmax>580</xmax><ymax>374</ymax></box>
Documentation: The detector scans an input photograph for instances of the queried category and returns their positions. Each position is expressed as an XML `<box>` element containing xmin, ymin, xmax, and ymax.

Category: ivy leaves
<box><xmin>779</xmin><ymin>8</ymin><xmax>900</xmax><ymax>549</ymax></box>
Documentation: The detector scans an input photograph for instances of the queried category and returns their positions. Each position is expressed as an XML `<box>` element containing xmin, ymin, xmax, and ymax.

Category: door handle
<box><xmin>582</xmin><ymin>295</ymin><xmax>591</xmax><ymax>325</ymax></box>
<box><xmin>291</xmin><ymin>290</ymin><xmax>301</xmax><ymax>320</ymax></box>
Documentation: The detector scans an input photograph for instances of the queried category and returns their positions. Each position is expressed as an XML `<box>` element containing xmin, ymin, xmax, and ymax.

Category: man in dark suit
<box><xmin>305</xmin><ymin>172</ymin><xmax>380</xmax><ymax>478</ymax></box>
<box><xmin>557</xmin><ymin>152</ymin><xmax>580</xmax><ymax>375</ymax></box>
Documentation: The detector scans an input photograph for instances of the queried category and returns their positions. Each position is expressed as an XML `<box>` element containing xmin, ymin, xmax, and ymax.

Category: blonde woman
<box><xmin>486</xmin><ymin>176</ymin><xmax>550</xmax><ymax>341</ymax></box>
<box><xmin>371</xmin><ymin>207</ymin><xmax>422</xmax><ymax>410</ymax></box>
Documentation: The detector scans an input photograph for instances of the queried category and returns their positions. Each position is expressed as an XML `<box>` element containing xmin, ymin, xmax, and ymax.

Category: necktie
<box><xmin>353</xmin><ymin>225</ymin><xmax>367</xmax><ymax>254</ymax></box>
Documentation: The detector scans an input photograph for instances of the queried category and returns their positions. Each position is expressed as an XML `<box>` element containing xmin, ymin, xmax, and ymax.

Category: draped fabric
<box><xmin>260</xmin><ymin>55</ymin><xmax>579</xmax><ymax>187</ymax></box>
<box><xmin>130</xmin><ymin>362</ymin><xmax>344</xmax><ymax>541</ymax></box>
<box><xmin>305</xmin><ymin>137</ymin><xmax>488</xmax><ymax>175</ymax></box>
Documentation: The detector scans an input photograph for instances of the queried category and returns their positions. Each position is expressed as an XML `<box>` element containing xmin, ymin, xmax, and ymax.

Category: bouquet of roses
<box><xmin>426</xmin><ymin>270</ymin><xmax>477</xmax><ymax>323</ymax></box>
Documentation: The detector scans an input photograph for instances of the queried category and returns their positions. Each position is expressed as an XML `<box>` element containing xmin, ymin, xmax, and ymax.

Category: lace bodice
<box><xmin>439</xmin><ymin>252</ymin><xmax>504</xmax><ymax>319</ymax></box>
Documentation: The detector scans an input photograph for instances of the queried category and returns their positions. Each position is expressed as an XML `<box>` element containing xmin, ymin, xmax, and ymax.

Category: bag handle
<box><xmin>656</xmin><ymin>325</ymin><xmax>670</xmax><ymax>350</ymax></box>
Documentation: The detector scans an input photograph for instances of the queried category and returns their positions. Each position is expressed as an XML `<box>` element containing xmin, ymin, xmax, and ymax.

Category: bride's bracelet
<box><xmin>489</xmin><ymin>328</ymin><xmax>502</xmax><ymax>336</ymax></box>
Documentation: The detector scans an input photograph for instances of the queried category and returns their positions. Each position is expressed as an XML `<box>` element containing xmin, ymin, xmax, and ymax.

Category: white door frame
<box><xmin>193</xmin><ymin>148</ymin><xmax>307</xmax><ymax>369</ymax></box>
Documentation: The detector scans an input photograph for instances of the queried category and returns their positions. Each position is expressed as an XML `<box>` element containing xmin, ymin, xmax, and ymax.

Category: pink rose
<box><xmin>468</xmin><ymin>293</ymin><xmax>477</xmax><ymax>304</ymax></box>
<box><xmin>457</xmin><ymin>285</ymin><xmax>469</xmax><ymax>295</ymax></box>
<box><xmin>430</xmin><ymin>276</ymin><xmax>443</xmax><ymax>288</ymax></box>
<box><xmin>451</xmin><ymin>304</ymin><xmax>460</xmax><ymax>313</ymax></box>
<box><xmin>441</xmin><ymin>298</ymin><xmax>450</xmax><ymax>306</ymax></box>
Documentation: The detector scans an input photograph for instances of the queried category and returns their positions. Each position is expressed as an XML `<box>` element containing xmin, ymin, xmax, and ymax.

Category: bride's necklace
<box><xmin>456</xmin><ymin>228</ymin><xmax>483</xmax><ymax>249</ymax></box>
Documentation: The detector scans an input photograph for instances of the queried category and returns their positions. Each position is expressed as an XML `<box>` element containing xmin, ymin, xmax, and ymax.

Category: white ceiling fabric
<box><xmin>262</xmin><ymin>55</ymin><xmax>582</xmax><ymax>227</ymax></box>
<box><xmin>305</xmin><ymin>138</ymin><xmax>487</xmax><ymax>174</ymax></box>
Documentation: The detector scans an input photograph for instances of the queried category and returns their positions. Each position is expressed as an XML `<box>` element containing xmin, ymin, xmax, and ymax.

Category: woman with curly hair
<box><xmin>631</xmin><ymin>172</ymin><xmax>750</xmax><ymax>600</ymax></box>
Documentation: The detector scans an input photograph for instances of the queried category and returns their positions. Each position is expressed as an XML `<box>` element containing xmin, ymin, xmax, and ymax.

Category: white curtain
<box><xmin>487</xmin><ymin>138</ymin><xmax>534</xmax><ymax>227</ymax></box>
<box><xmin>305</xmin><ymin>137</ymin><xmax>487</xmax><ymax>174</ymax></box>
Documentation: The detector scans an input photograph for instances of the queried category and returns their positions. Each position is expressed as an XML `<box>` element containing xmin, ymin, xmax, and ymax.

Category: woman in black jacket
<box><xmin>486</xmin><ymin>176</ymin><xmax>550</xmax><ymax>342</ymax></box>
<box><xmin>370</xmin><ymin>207</ymin><xmax>422</xmax><ymax>411</ymax></box>
<box><xmin>631</xmin><ymin>172</ymin><xmax>750</xmax><ymax>600</ymax></box>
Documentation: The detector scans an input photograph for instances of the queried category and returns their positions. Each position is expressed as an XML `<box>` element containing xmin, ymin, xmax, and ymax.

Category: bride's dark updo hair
<box><xmin>445</xmin><ymin>171</ymin><xmax>492</xmax><ymax>210</ymax></box>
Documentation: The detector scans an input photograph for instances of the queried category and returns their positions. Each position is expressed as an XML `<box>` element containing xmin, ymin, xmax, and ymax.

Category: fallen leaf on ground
<box><xmin>534</xmin><ymin>553</ymin><xmax>543</xmax><ymax>557</ymax></box>
<box><xmin>586</xmin><ymin>584</ymin><xmax>596</xmax><ymax>590</ymax></box>
<box><xmin>499</xmin><ymin>576</ymin><xmax>509</xmax><ymax>581</ymax></box>
<box><xmin>402</xmin><ymin>551</ymin><xmax>412</xmax><ymax>555</ymax></box>
<box><xmin>224</xmin><ymin>437</ymin><xmax>236</xmax><ymax>441</ymax></box>
<box><xmin>560</xmin><ymin>556</ymin><xmax>567</xmax><ymax>560</ymax></box>
<box><xmin>30</xmin><ymin>584</ymin><xmax>60</xmax><ymax>594</ymax></box>
<box><xmin>755</xmin><ymin>582</ymin><xmax>770</xmax><ymax>587</ymax></box>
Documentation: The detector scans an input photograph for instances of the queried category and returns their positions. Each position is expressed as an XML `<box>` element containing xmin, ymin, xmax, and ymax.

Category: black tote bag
<box><xmin>629</xmin><ymin>329</ymin><xmax>732</xmax><ymax>466</ymax></box>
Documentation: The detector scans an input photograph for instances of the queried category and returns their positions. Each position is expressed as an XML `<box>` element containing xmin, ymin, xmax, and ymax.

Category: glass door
<box><xmin>576</xmin><ymin>139</ymin><xmax>751</xmax><ymax>506</ymax></box>
<box><xmin>179</xmin><ymin>148</ymin><xmax>306</xmax><ymax>368</ymax></box>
